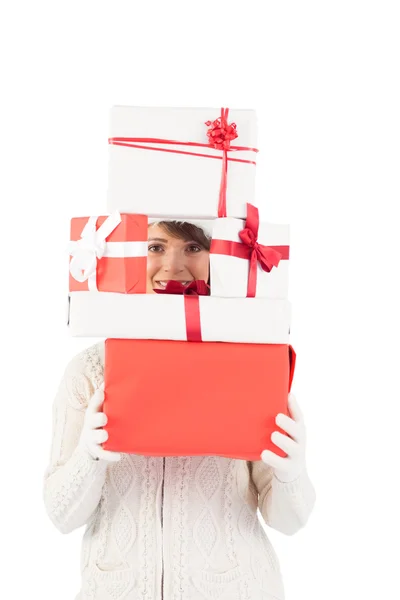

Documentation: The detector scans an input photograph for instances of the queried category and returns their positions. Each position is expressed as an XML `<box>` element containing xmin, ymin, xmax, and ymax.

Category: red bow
<box><xmin>205</xmin><ymin>110</ymin><xmax>238</xmax><ymax>151</ymax></box>
<box><xmin>154</xmin><ymin>280</ymin><xmax>209</xmax><ymax>341</ymax></box>
<box><xmin>239</xmin><ymin>224</ymin><xmax>282</xmax><ymax>273</ymax></box>
<box><xmin>205</xmin><ymin>108</ymin><xmax>239</xmax><ymax>218</ymax></box>
<box><xmin>153</xmin><ymin>280</ymin><xmax>210</xmax><ymax>296</ymax></box>
<box><xmin>239</xmin><ymin>204</ymin><xmax>282</xmax><ymax>297</ymax></box>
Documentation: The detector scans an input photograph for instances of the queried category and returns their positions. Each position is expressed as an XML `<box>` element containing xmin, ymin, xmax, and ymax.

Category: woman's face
<box><xmin>147</xmin><ymin>224</ymin><xmax>210</xmax><ymax>293</ymax></box>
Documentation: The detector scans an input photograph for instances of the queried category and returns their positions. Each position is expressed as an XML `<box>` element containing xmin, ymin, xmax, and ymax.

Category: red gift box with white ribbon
<box><xmin>68</xmin><ymin>211</ymin><xmax>148</xmax><ymax>293</ymax></box>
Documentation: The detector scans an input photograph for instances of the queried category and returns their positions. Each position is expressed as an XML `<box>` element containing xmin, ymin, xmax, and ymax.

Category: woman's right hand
<box><xmin>78</xmin><ymin>384</ymin><xmax>121</xmax><ymax>462</ymax></box>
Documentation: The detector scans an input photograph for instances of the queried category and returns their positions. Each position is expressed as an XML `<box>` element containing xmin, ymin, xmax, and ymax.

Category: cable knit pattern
<box><xmin>224</xmin><ymin>458</ymin><xmax>237</xmax><ymax>566</ymax></box>
<box><xmin>138</xmin><ymin>455</ymin><xmax>158</xmax><ymax>600</ymax></box>
<box><xmin>171</xmin><ymin>456</ymin><xmax>191</xmax><ymax>600</ymax></box>
<box><xmin>43</xmin><ymin>341</ymin><xmax>316</xmax><ymax>600</ymax></box>
<box><xmin>43</xmin><ymin>348</ymin><xmax>108</xmax><ymax>534</ymax></box>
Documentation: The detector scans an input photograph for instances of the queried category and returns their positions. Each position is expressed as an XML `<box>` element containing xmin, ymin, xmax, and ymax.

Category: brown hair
<box><xmin>155</xmin><ymin>221</ymin><xmax>211</xmax><ymax>251</ymax></box>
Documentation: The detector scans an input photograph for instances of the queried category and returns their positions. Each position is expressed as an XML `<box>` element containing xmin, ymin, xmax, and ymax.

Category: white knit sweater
<box><xmin>43</xmin><ymin>341</ymin><xmax>316</xmax><ymax>600</ymax></box>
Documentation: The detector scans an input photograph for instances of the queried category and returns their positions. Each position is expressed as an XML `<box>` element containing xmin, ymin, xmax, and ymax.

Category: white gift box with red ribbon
<box><xmin>68</xmin><ymin>291</ymin><xmax>291</xmax><ymax>344</ymax></box>
<box><xmin>210</xmin><ymin>203</ymin><xmax>290</xmax><ymax>298</ymax></box>
<box><xmin>107</xmin><ymin>106</ymin><xmax>258</xmax><ymax>219</ymax></box>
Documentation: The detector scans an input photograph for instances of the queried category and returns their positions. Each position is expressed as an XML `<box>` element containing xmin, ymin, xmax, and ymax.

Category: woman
<box><xmin>146</xmin><ymin>220</ymin><xmax>211</xmax><ymax>292</ymax></box>
<box><xmin>43</xmin><ymin>220</ymin><xmax>316</xmax><ymax>600</ymax></box>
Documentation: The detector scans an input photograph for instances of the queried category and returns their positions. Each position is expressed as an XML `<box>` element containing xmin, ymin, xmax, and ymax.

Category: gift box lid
<box><xmin>109</xmin><ymin>105</ymin><xmax>258</xmax><ymax>147</ymax></box>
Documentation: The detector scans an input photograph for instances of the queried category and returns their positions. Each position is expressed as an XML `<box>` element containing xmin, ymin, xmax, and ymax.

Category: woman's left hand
<box><xmin>260</xmin><ymin>393</ymin><xmax>307</xmax><ymax>483</ymax></box>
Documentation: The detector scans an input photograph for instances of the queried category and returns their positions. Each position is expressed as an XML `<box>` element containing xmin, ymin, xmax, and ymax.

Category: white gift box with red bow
<box><xmin>68</xmin><ymin>291</ymin><xmax>290</xmax><ymax>343</ymax></box>
<box><xmin>210</xmin><ymin>204</ymin><xmax>290</xmax><ymax>298</ymax></box>
<box><xmin>107</xmin><ymin>106</ymin><xmax>258</xmax><ymax>219</ymax></box>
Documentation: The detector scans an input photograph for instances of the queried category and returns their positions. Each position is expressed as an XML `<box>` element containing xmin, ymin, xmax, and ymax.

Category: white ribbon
<box><xmin>68</xmin><ymin>211</ymin><xmax>122</xmax><ymax>291</ymax></box>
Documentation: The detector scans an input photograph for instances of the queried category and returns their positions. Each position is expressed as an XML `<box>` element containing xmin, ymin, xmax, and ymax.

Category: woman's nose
<box><xmin>161</xmin><ymin>249</ymin><xmax>185</xmax><ymax>274</ymax></box>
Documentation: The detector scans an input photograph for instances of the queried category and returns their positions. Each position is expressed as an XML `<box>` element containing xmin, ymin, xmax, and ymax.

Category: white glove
<box><xmin>78</xmin><ymin>384</ymin><xmax>121</xmax><ymax>462</ymax></box>
<box><xmin>261</xmin><ymin>393</ymin><xmax>307</xmax><ymax>483</ymax></box>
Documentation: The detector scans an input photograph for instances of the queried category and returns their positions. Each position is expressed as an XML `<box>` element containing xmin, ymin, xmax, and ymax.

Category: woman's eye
<box><xmin>186</xmin><ymin>245</ymin><xmax>202</xmax><ymax>253</ymax></box>
<box><xmin>148</xmin><ymin>245</ymin><xmax>163</xmax><ymax>253</ymax></box>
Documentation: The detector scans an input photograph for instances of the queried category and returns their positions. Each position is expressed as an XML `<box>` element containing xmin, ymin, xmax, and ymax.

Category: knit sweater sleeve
<box><xmin>249</xmin><ymin>460</ymin><xmax>316</xmax><ymax>535</ymax></box>
<box><xmin>42</xmin><ymin>347</ymin><xmax>108</xmax><ymax>534</ymax></box>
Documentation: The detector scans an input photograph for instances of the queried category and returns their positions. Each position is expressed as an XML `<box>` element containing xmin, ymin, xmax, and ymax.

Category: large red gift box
<box><xmin>69</xmin><ymin>212</ymin><xmax>148</xmax><ymax>293</ymax></box>
<box><xmin>103</xmin><ymin>339</ymin><xmax>296</xmax><ymax>461</ymax></box>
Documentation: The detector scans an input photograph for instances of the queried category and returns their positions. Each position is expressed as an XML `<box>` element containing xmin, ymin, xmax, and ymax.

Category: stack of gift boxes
<box><xmin>67</xmin><ymin>106</ymin><xmax>295</xmax><ymax>462</ymax></box>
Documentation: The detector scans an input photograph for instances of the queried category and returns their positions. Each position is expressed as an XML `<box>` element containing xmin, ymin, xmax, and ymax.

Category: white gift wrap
<box><xmin>210</xmin><ymin>217</ymin><xmax>290</xmax><ymax>298</ymax></box>
<box><xmin>68</xmin><ymin>292</ymin><xmax>290</xmax><ymax>343</ymax></box>
<box><xmin>107</xmin><ymin>106</ymin><xmax>258</xmax><ymax>219</ymax></box>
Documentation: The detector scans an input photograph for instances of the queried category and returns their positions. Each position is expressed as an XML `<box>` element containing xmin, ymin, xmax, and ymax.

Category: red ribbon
<box><xmin>154</xmin><ymin>280</ymin><xmax>210</xmax><ymax>341</ymax></box>
<box><xmin>205</xmin><ymin>108</ymin><xmax>238</xmax><ymax>217</ymax></box>
<box><xmin>210</xmin><ymin>203</ymin><xmax>289</xmax><ymax>298</ymax></box>
<box><xmin>108</xmin><ymin>108</ymin><xmax>258</xmax><ymax>218</ymax></box>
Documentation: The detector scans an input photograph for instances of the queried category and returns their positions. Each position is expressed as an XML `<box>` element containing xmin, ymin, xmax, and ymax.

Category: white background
<box><xmin>1</xmin><ymin>1</ymin><xmax>399</xmax><ymax>599</ymax></box>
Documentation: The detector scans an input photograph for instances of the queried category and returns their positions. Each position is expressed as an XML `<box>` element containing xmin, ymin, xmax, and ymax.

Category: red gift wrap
<box><xmin>103</xmin><ymin>338</ymin><xmax>296</xmax><ymax>461</ymax></box>
<box><xmin>69</xmin><ymin>213</ymin><xmax>148</xmax><ymax>293</ymax></box>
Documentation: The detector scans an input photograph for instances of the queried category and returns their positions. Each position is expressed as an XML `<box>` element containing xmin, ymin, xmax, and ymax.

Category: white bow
<box><xmin>68</xmin><ymin>211</ymin><xmax>122</xmax><ymax>290</ymax></box>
